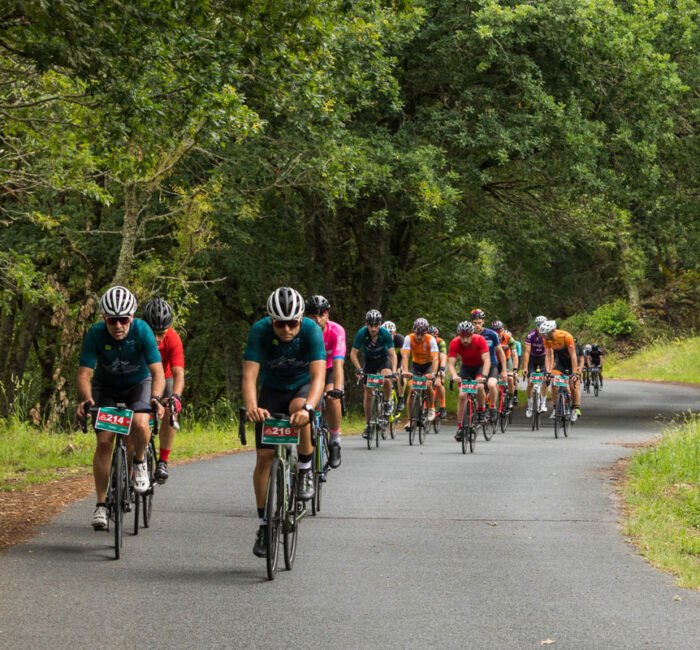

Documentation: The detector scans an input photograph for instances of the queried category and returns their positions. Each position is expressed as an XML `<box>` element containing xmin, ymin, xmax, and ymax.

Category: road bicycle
<box><xmin>494</xmin><ymin>377</ymin><xmax>514</xmax><ymax>434</ymax></box>
<box><xmin>590</xmin><ymin>366</ymin><xmax>601</xmax><ymax>397</ymax></box>
<box><xmin>240</xmin><ymin>408</ymin><xmax>309</xmax><ymax>580</ymax></box>
<box><xmin>310</xmin><ymin>393</ymin><xmax>342</xmax><ymax>516</ymax></box>
<box><xmin>386</xmin><ymin>379</ymin><xmax>400</xmax><ymax>440</ymax></box>
<box><xmin>529</xmin><ymin>372</ymin><xmax>545</xmax><ymax>431</ymax></box>
<box><xmin>83</xmin><ymin>401</ymin><xmax>157</xmax><ymax>559</ymax></box>
<box><xmin>359</xmin><ymin>372</ymin><xmax>390</xmax><ymax>449</ymax></box>
<box><xmin>450</xmin><ymin>379</ymin><xmax>486</xmax><ymax>454</ymax></box>
<box><xmin>406</xmin><ymin>373</ymin><xmax>432</xmax><ymax>446</ymax></box>
<box><xmin>133</xmin><ymin>406</ymin><xmax>161</xmax><ymax>534</ymax></box>
<box><xmin>552</xmin><ymin>374</ymin><xmax>572</xmax><ymax>439</ymax></box>
<box><xmin>582</xmin><ymin>366</ymin><xmax>591</xmax><ymax>394</ymax></box>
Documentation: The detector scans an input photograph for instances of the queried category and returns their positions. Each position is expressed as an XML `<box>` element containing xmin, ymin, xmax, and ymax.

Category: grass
<box><xmin>623</xmin><ymin>414</ymin><xmax>700</xmax><ymax>590</ymax></box>
<box><xmin>607</xmin><ymin>336</ymin><xmax>700</xmax><ymax>384</ymax></box>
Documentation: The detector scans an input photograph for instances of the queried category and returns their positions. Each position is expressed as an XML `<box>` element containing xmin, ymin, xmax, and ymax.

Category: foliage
<box><xmin>590</xmin><ymin>300</ymin><xmax>640</xmax><ymax>338</ymax></box>
<box><xmin>624</xmin><ymin>414</ymin><xmax>700</xmax><ymax>589</ymax></box>
<box><xmin>607</xmin><ymin>337</ymin><xmax>700</xmax><ymax>384</ymax></box>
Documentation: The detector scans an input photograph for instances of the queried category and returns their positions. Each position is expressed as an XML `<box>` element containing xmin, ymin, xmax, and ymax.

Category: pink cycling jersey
<box><xmin>323</xmin><ymin>320</ymin><xmax>346</xmax><ymax>369</ymax></box>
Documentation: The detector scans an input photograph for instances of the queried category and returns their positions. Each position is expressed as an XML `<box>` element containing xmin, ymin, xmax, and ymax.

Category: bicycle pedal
<box><xmin>318</xmin><ymin>473</ymin><xmax>327</xmax><ymax>483</ymax></box>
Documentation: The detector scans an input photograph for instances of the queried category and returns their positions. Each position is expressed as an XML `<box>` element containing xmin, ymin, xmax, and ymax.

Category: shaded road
<box><xmin>1</xmin><ymin>380</ymin><xmax>698</xmax><ymax>649</ymax></box>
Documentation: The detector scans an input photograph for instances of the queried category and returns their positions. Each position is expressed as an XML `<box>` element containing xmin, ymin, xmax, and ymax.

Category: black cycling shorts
<box><xmin>255</xmin><ymin>384</ymin><xmax>313</xmax><ymax>451</ymax></box>
<box><xmin>459</xmin><ymin>365</ymin><xmax>484</xmax><ymax>381</ymax></box>
<box><xmin>363</xmin><ymin>355</ymin><xmax>392</xmax><ymax>374</ymax></box>
<box><xmin>91</xmin><ymin>377</ymin><xmax>152</xmax><ymax>415</ymax></box>
<box><xmin>411</xmin><ymin>361</ymin><xmax>433</xmax><ymax>376</ymax></box>
<box><xmin>528</xmin><ymin>355</ymin><xmax>546</xmax><ymax>373</ymax></box>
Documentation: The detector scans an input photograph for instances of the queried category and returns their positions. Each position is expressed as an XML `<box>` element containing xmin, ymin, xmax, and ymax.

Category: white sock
<box><xmin>298</xmin><ymin>461</ymin><xmax>311</xmax><ymax>471</ymax></box>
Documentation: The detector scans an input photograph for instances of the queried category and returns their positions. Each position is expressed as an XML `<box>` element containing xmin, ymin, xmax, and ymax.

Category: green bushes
<box><xmin>590</xmin><ymin>299</ymin><xmax>639</xmax><ymax>337</ymax></box>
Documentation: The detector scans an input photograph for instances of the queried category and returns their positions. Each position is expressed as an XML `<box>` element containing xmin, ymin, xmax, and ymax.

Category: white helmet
<box><xmin>534</xmin><ymin>315</ymin><xmax>547</xmax><ymax>326</ymax></box>
<box><xmin>584</xmin><ymin>344</ymin><xmax>592</xmax><ymax>352</ymax></box>
<box><xmin>99</xmin><ymin>286</ymin><xmax>137</xmax><ymax>317</ymax></box>
<box><xmin>382</xmin><ymin>320</ymin><xmax>396</xmax><ymax>333</ymax></box>
<box><xmin>538</xmin><ymin>319</ymin><xmax>556</xmax><ymax>335</ymax></box>
<box><xmin>267</xmin><ymin>287</ymin><xmax>304</xmax><ymax>321</ymax></box>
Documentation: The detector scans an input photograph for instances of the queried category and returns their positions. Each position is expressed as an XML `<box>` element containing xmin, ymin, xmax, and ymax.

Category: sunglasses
<box><xmin>272</xmin><ymin>320</ymin><xmax>300</xmax><ymax>329</ymax></box>
<box><xmin>106</xmin><ymin>316</ymin><xmax>130</xmax><ymax>326</ymax></box>
<box><xmin>154</xmin><ymin>329</ymin><xmax>168</xmax><ymax>336</ymax></box>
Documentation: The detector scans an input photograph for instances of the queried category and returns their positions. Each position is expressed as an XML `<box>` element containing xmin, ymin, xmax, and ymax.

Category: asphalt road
<box><xmin>1</xmin><ymin>380</ymin><xmax>699</xmax><ymax>649</ymax></box>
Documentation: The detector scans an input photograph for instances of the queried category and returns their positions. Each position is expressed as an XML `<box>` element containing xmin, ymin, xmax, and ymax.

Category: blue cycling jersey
<box><xmin>244</xmin><ymin>317</ymin><xmax>326</xmax><ymax>391</ymax></box>
<box><xmin>478</xmin><ymin>327</ymin><xmax>501</xmax><ymax>365</ymax></box>
<box><xmin>352</xmin><ymin>326</ymin><xmax>394</xmax><ymax>360</ymax></box>
<box><xmin>79</xmin><ymin>319</ymin><xmax>161</xmax><ymax>388</ymax></box>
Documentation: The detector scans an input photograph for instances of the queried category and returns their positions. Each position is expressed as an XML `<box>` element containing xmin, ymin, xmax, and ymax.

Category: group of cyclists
<box><xmin>76</xmin><ymin>284</ymin><xmax>604</xmax><ymax>558</ymax></box>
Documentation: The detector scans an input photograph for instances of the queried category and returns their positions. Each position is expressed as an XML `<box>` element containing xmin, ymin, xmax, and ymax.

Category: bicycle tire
<box><xmin>532</xmin><ymin>388</ymin><xmax>539</xmax><ymax>431</ymax></box>
<box><xmin>133</xmin><ymin>471</ymin><xmax>140</xmax><ymax>536</ymax></box>
<box><xmin>418</xmin><ymin>420</ymin><xmax>425</xmax><ymax>444</ymax></box>
<box><xmin>389</xmin><ymin>413</ymin><xmax>396</xmax><ymax>439</ymax></box>
<box><xmin>594</xmin><ymin>381</ymin><xmax>599</xmax><ymax>397</ymax></box>
<box><xmin>388</xmin><ymin>392</ymin><xmax>397</xmax><ymax>439</ymax></box>
<box><xmin>554</xmin><ymin>395</ymin><xmax>561</xmax><ymax>439</ymax></box>
<box><xmin>143</xmin><ymin>442</ymin><xmax>155</xmax><ymax>528</ymax></box>
<box><xmin>500</xmin><ymin>393</ymin><xmax>511</xmax><ymax>434</ymax></box>
<box><xmin>483</xmin><ymin>412</ymin><xmax>494</xmax><ymax>441</ymax></box>
<box><xmin>409</xmin><ymin>397</ymin><xmax>419</xmax><ymax>446</ymax></box>
<box><xmin>563</xmin><ymin>394</ymin><xmax>570</xmax><ymax>438</ymax></box>
<box><xmin>265</xmin><ymin>458</ymin><xmax>283</xmax><ymax>580</ymax></box>
<box><xmin>433</xmin><ymin>415</ymin><xmax>441</xmax><ymax>434</ymax></box>
<box><xmin>112</xmin><ymin>450</ymin><xmax>125</xmax><ymax>559</ymax></box>
<box><xmin>469</xmin><ymin>427</ymin><xmax>476</xmax><ymax>453</ymax></box>
<box><xmin>283</xmin><ymin>470</ymin><xmax>298</xmax><ymax>571</ymax></box>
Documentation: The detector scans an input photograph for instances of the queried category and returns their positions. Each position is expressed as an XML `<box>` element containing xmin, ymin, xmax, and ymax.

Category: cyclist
<box><xmin>540</xmin><ymin>319</ymin><xmax>581</xmax><ymax>422</ymax></box>
<box><xmin>401</xmin><ymin>318</ymin><xmax>439</xmax><ymax>424</ymax></box>
<box><xmin>350</xmin><ymin>310</ymin><xmax>398</xmax><ymax>438</ymax></box>
<box><xmin>381</xmin><ymin>320</ymin><xmax>406</xmax><ymax>412</ymax></box>
<box><xmin>142</xmin><ymin>298</ymin><xmax>184</xmax><ymax>483</ymax></box>
<box><xmin>76</xmin><ymin>286</ymin><xmax>165</xmax><ymax>530</ymax></box>
<box><xmin>447</xmin><ymin>321</ymin><xmax>490</xmax><ymax>438</ymax></box>
<box><xmin>243</xmin><ymin>287</ymin><xmax>326</xmax><ymax>558</ymax></box>
<box><xmin>491</xmin><ymin>320</ymin><xmax>519</xmax><ymax>407</ymax></box>
<box><xmin>521</xmin><ymin>315</ymin><xmax>549</xmax><ymax>417</ymax></box>
<box><xmin>585</xmin><ymin>343</ymin><xmax>604</xmax><ymax>387</ymax></box>
<box><xmin>305</xmin><ymin>295</ymin><xmax>345</xmax><ymax>468</ymax></box>
<box><xmin>428</xmin><ymin>325</ymin><xmax>448</xmax><ymax>419</ymax></box>
<box><xmin>470</xmin><ymin>309</ymin><xmax>507</xmax><ymax>424</ymax></box>
<box><xmin>508</xmin><ymin>330</ymin><xmax>521</xmax><ymax>405</ymax></box>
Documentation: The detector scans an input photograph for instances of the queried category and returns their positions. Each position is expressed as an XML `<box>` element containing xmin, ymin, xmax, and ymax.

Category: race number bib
<box><xmin>366</xmin><ymin>374</ymin><xmax>384</xmax><ymax>388</ymax></box>
<box><xmin>460</xmin><ymin>381</ymin><xmax>478</xmax><ymax>394</ymax></box>
<box><xmin>530</xmin><ymin>373</ymin><xmax>544</xmax><ymax>384</ymax></box>
<box><xmin>95</xmin><ymin>407</ymin><xmax>134</xmax><ymax>435</ymax></box>
<box><xmin>412</xmin><ymin>377</ymin><xmax>428</xmax><ymax>391</ymax></box>
<box><xmin>553</xmin><ymin>375</ymin><xmax>569</xmax><ymax>387</ymax></box>
<box><xmin>262</xmin><ymin>418</ymin><xmax>299</xmax><ymax>445</ymax></box>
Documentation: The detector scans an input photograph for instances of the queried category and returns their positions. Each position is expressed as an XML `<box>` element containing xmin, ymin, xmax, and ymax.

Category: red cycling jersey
<box><xmin>448</xmin><ymin>334</ymin><xmax>488</xmax><ymax>366</ymax></box>
<box><xmin>158</xmin><ymin>327</ymin><xmax>185</xmax><ymax>378</ymax></box>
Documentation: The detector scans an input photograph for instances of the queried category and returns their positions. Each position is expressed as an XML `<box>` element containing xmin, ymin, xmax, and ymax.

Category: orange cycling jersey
<box><xmin>498</xmin><ymin>331</ymin><xmax>515</xmax><ymax>359</ymax></box>
<box><xmin>544</xmin><ymin>330</ymin><xmax>575</xmax><ymax>359</ymax></box>
<box><xmin>402</xmin><ymin>333</ymin><xmax>439</xmax><ymax>365</ymax></box>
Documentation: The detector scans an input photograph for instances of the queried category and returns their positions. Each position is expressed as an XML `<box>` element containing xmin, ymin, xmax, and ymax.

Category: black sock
<box><xmin>298</xmin><ymin>452</ymin><xmax>313</xmax><ymax>465</ymax></box>
<box><xmin>257</xmin><ymin>508</ymin><xmax>264</xmax><ymax>520</ymax></box>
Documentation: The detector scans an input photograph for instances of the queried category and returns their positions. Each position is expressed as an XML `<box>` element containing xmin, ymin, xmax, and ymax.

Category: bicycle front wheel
<box><xmin>283</xmin><ymin>470</ymin><xmax>298</xmax><ymax>571</ymax></box>
<box><xmin>111</xmin><ymin>450</ymin><xmax>126</xmax><ymax>559</ymax></box>
<box><xmin>483</xmin><ymin>411</ymin><xmax>494</xmax><ymax>441</ymax></box>
<box><xmin>409</xmin><ymin>398</ymin><xmax>419</xmax><ymax>446</ymax></box>
<box><xmin>265</xmin><ymin>459</ymin><xmax>284</xmax><ymax>580</ymax></box>
<box><xmin>142</xmin><ymin>441</ymin><xmax>155</xmax><ymax>528</ymax></box>
<box><xmin>554</xmin><ymin>397</ymin><xmax>561</xmax><ymax>439</ymax></box>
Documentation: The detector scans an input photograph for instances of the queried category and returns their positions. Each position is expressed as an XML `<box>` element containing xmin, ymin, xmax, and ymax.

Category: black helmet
<box><xmin>470</xmin><ymin>308</ymin><xmax>485</xmax><ymax>320</ymax></box>
<box><xmin>365</xmin><ymin>309</ymin><xmax>382</xmax><ymax>325</ymax></box>
<box><xmin>305</xmin><ymin>295</ymin><xmax>331</xmax><ymax>315</ymax></box>
<box><xmin>592</xmin><ymin>343</ymin><xmax>600</xmax><ymax>351</ymax></box>
<box><xmin>143</xmin><ymin>298</ymin><xmax>173</xmax><ymax>331</ymax></box>
<box><xmin>428</xmin><ymin>325</ymin><xmax>438</xmax><ymax>336</ymax></box>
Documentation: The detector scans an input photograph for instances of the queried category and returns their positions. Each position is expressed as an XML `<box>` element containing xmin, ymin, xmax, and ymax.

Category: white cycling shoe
<box><xmin>133</xmin><ymin>461</ymin><xmax>149</xmax><ymax>494</ymax></box>
<box><xmin>427</xmin><ymin>408</ymin><xmax>436</xmax><ymax>422</ymax></box>
<box><xmin>92</xmin><ymin>505</ymin><xmax>108</xmax><ymax>530</ymax></box>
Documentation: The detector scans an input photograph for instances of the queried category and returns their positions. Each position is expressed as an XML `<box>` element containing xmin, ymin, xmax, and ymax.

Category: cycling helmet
<box><xmin>538</xmin><ymin>319</ymin><xmax>556</xmax><ymax>335</ymax></box>
<box><xmin>267</xmin><ymin>287</ymin><xmax>304</xmax><ymax>321</ymax></box>
<box><xmin>428</xmin><ymin>325</ymin><xmax>438</xmax><ymax>336</ymax></box>
<box><xmin>99</xmin><ymin>286</ymin><xmax>137</xmax><ymax>317</ymax></box>
<box><xmin>470</xmin><ymin>308</ymin><xmax>485</xmax><ymax>320</ymax></box>
<box><xmin>305</xmin><ymin>295</ymin><xmax>330</xmax><ymax>315</ymax></box>
<box><xmin>365</xmin><ymin>309</ymin><xmax>382</xmax><ymax>325</ymax></box>
<box><xmin>584</xmin><ymin>344</ymin><xmax>592</xmax><ymax>352</ymax></box>
<box><xmin>413</xmin><ymin>318</ymin><xmax>429</xmax><ymax>334</ymax></box>
<box><xmin>382</xmin><ymin>320</ymin><xmax>396</xmax><ymax>334</ymax></box>
<box><xmin>534</xmin><ymin>315</ymin><xmax>547</xmax><ymax>326</ymax></box>
<box><xmin>491</xmin><ymin>320</ymin><xmax>504</xmax><ymax>331</ymax></box>
<box><xmin>143</xmin><ymin>298</ymin><xmax>173</xmax><ymax>331</ymax></box>
<box><xmin>457</xmin><ymin>321</ymin><xmax>474</xmax><ymax>335</ymax></box>
<box><xmin>592</xmin><ymin>343</ymin><xmax>600</xmax><ymax>351</ymax></box>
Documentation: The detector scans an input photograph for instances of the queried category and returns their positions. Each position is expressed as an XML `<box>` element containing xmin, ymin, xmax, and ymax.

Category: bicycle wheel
<box><xmin>532</xmin><ymin>388</ymin><xmax>539</xmax><ymax>431</ymax></box>
<box><xmin>554</xmin><ymin>396</ymin><xmax>561</xmax><ymax>439</ymax></box>
<box><xmin>142</xmin><ymin>442</ymin><xmax>155</xmax><ymax>528</ymax></box>
<box><xmin>133</xmin><ymin>471</ymin><xmax>140</xmax><ymax>536</ymax></box>
<box><xmin>469</xmin><ymin>426</ymin><xmax>476</xmax><ymax>453</ymax></box>
<box><xmin>594</xmin><ymin>378</ymin><xmax>599</xmax><ymax>397</ymax></box>
<box><xmin>483</xmin><ymin>407</ymin><xmax>494</xmax><ymax>441</ymax></box>
<box><xmin>265</xmin><ymin>458</ymin><xmax>283</xmax><ymax>580</ymax></box>
<box><xmin>433</xmin><ymin>413</ymin><xmax>441</xmax><ymax>434</ymax></box>
<box><xmin>283</xmin><ymin>470</ymin><xmax>298</xmax><ymax>571</ymax></box>
<box><xmin>388</xmin><ymin>392</ymin><xmax>397</xmax><ymax>439</ymax></box>
<box><xmin>311</xmin><ymin>442</ymin><xmax>321</xmax><ymax>517</ymax></box>
<box><xmin>111</xmin><ymin>450</ymin><xmax>125</xmax><ymax>559</ymax></box>
<box><xmin>500</xmin><ymin>393</ymin><xmax>511</xmax><ymax>434</ymax></box>
<box><xmin>562</xmin><ymin>394</ymin><xmax>570</xmax><ymax>438</ymax></box>
<box><xmin>408</xmin><ymin>397</ymin><xmax>418</xmax><ymax>446</ymax></box>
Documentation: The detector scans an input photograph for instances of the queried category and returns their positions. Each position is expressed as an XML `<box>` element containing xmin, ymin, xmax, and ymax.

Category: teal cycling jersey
<box><xmin>79</xmin><ymin>318</ymin><xmax>161</xmax><ymax>388</ymax></box>
<box><xmin>244</xmin><ymin>317</ymin><xmax>326</xmax><ymax>391</ymax></box>
<box><xmin>352</xmin><ymin>326</ymin><xmax>394</xmax><ymax>360</ymax></box>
